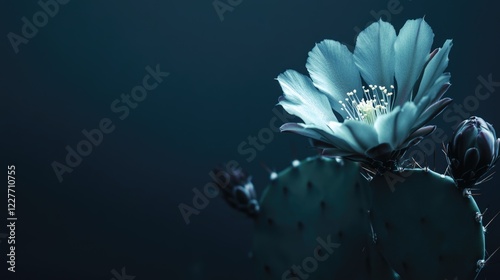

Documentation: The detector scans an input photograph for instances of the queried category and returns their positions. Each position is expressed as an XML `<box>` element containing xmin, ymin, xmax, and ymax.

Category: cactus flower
<box><xmin>276</xmin><ymin>18</ymin><xmax>453</xmax><ymax>170</ymax></box>
<box><xmin>447</xmin><ymin>116</ymin><xmax>500</xmax><ymax>188</ymax></box>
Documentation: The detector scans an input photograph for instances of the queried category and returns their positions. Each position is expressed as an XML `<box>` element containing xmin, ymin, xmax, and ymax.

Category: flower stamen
<box><xmin>342</xmin><ymin>85</ymin><xmax>395</xmax><ymax>125</ymax></box>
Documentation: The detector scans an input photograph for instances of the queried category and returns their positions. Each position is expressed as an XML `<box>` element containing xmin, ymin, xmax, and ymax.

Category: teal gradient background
<box><xmin>1</xmin><ymin>0</ymin><xmax>500</xmax><ymax>279</ymax></box>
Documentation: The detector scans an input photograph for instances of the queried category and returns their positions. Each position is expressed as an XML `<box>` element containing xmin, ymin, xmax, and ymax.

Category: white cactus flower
<box><xmin>277</xmin><ymin>18</ymin><xmax>453</xmax><ymax>170</ymax></box>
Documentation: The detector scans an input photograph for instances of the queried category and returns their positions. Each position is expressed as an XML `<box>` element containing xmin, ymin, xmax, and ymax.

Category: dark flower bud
<box><xmin>212</xmin><ymin>165</ymin><xmax>259</xmax><ymax>217</ymax></box>
<box><xmin>447</xmin><ymin>116</ymin><xmax>500</xmax><ymax>188</ymax></box>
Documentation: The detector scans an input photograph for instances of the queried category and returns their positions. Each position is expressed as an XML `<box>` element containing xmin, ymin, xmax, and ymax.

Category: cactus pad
<box><xmin>369</xmin><ymin>169</ymin><xmax>486</xmax><ymax>280</ymax></box>
<box><xmin>252</xmin><ymin>156</ymin><xmax>398</xmax><ymax>279</ymax></box>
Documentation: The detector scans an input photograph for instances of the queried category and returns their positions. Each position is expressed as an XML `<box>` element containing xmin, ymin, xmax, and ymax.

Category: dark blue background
<box><xmin>1</xmin><ymin>0</ymin><xmax>500</xmax><ymax>279</ymax></box>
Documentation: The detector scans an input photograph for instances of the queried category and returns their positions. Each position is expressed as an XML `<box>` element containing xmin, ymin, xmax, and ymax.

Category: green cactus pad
<box><xmin>369</xmin><ymin>169</ymin><xmax>486</xmax><ymax>280</ymax></box>
<box><xmin>252</xmin><ymin>156</ymin><xmax>398</xmax><ymax>280</ymax></box>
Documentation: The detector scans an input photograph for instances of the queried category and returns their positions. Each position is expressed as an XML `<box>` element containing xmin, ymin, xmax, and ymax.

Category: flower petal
<box><xmin>281</xmin><ymin>122</ymin><xmax>357</xmax><ymax>154</ymax></box>
<box><xmin>280</xmin><ymin>123</ymin><xmax>329</xmax><ymax>142</ymax></box>
<box><xmin>306</xmin><ymin>40</ymin><xmax>363</xmax><ymax>115</ymax></box>
<box><xmin>477</xmin><ymin>130</ymin><xmax>496</xmax><ymax>167</ymax></box>
<box><xmin>322</xmin><ymin>148</ymin><xmax>359</xmax><ymax>157</ymax></box>
<box><xmin>342</xmin><ymin>120</ymin><xmax>380</xmax><ymax>151</ymax></box>
<box><xmin>408</xmin><ymin>125</ymin><xmax>436</xmax><ymax>140</ymax></box>
<box><xmin>394</xmin><ymin>18</ymin><xmax>434</xmax><ymax>107</ymax></box>
<box><xmin>412</xmin><ymin>97</ymin><xmax>452</xmax><ymax>130</ymax></box>
<box><xmin>400</xmin><ymin>136</ymin><xmax>424</xmax><ymax>149</ymax></box>
<box><xmin>327</xmin><ymin>121</ymin><xmax>366</xmax><ymax>154</ymax></box>
<box><xmin>463</xmin><ymin>147</ymin><xmax>480</xmax><ymax>173</ymax></box>
<box><xmin>373</xmin><ymin>102</ymin><xmax>419</xmax><ymax>149</ymax></box>
<box><xmin>415</xmin><ymin>73</ymin><xmax>451</xmax><ymax>111</ymax></box>
<box><xmin>413</xmin><ymin>80</ymin><xmax>450</xmax><ymax>123</ymax></box>
<box><xmin>414</xmin><ymin>40</ymin><xmax>453</xmax><ymax>104</ymax></box>
<box><xmin>309</xmin><ymin>139</ymin><xmax>336</xmax><ymax>149</ymax></box>
<box><xmin>399</xmin><ymin>125</ymin><xmax>436</xmax><ymax>149</ymax></box>
<box><xmin>424</xmin><ymin>72</ymin><xmax>451</xmax><ymax>106</ymax></box>
<box><xmin>430</xmin><ymin>77</ymin><xmax>451</xmax><ymax>105</ymax></box>
<box><xmin>277</xmin><ymin>70</ymin><xmax>337</xmax><ymax>128</ymax></box>
<box><xmin>374</xmin><ymin>106</ymin><xmax>401</xmax><ymax>148</ymax></box>
<box><xmin>354</xmin><ymin>19</ymin><xmax>397</xmax><ymax>88</ymax></box>
<box><xmin>394</xmin><ymin>102</ymin><xmax>419</xmax><ymax>148</ymax></box>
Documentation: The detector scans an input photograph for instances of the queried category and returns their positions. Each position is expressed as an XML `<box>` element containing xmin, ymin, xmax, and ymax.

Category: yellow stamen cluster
<box><xmin>339</xmin><ymin>85</ymin><xmax>395</xmax><ymax>125</ymax></box>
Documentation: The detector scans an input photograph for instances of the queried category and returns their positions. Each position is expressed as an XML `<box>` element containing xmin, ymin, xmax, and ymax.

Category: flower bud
<box><xmin>212</xmin><ymin>165</ymin><xmax>259</xmax><ymax>217</ymax></box>
<box><xmin>447</xmin><ymin>116</ymin><xmax>500</xmax><ymax>188</ymax></box>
